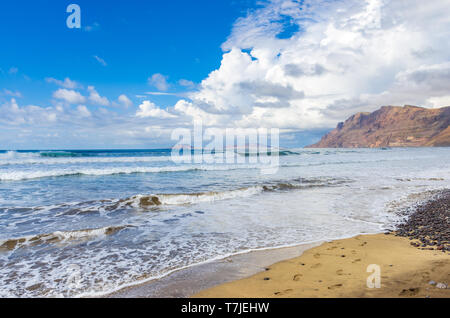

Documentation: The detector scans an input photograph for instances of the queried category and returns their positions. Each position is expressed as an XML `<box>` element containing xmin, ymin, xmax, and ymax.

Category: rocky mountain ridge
<box><xmin>307</xmin><ymin>105</ymin><xmax>450</xmax><ymax>148</ymax></box>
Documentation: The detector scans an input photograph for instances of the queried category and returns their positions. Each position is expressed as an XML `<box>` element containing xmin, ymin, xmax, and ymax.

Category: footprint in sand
<box><xmin>421</xmin><ymin>271</ymin><xmax>430</xmax><ymax>279</ymax></box>
<box><xmin>327</xmin><ymin>246</ymin><xmax>338</xmax><ymax>250</ymax></box>
<box><xmin>274</xmin><ymin>289</ymin><xmax>293</xmax><ymax>296</ymax></box>
<box><xmin>360</xmin><ymin>242</ymin><xmax>367</xmax><ymax>247</ymax></box>
<box><xmin>293</xmin><ymin>274</ymin><xmax>303</xmax><ymax>281</ymax></box>
<box><xmin>352</xmin><ymin>258</ymin><xmax>361</xmax><ymax>263</ymax></box>
<box><xmin>313</xmin><ymin>253</ymin><xmax>321</xmax><ymax>259</ymax></box>
<box><xmin>311</xmin><ymin>263</ymin><xmax>322</xmax><ymax>269</ymax></box>
<box><xmin>399</xmin><ymin>287</ymin><xmax>420</xmax><ymax>296</ymax></box>
<box><xmin>328</xmin><ymin>284</ymin><xmax>343</xmax><ymax>290</ymax></box>
<box><xmin>336</xmin><ymin>269</ymin><xmax>351</xmax><ymax>276</ymax></box>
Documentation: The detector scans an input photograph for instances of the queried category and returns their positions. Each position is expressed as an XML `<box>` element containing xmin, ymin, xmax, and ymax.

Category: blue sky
<box><xmin>1</xmin><ymin>0</ymin><xmax>449</xmax><ymax>149</ymax></box>
<box><xmin>0</xmin><ymin>0</ymin><xmax>257</xmax><ymax>109</ymax></box>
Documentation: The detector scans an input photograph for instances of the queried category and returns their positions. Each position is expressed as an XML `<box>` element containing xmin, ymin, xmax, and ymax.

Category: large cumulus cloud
<box><xmin>177</xmin><ymin>0</ymin><xmax>450</xmax><ymax>130</ymax></box>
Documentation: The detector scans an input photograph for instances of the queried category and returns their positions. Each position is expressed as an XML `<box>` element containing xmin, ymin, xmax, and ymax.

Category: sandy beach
<box><xmin>193</xmin><ymin>233</ymin><xmax>450</xmax><ymax>298</ymax></box>
<box><xmin>108</xmin><ymin>190</ymin><xmax>450</xmax><ymax>299</ymax></box>
<box><xmin>195</xmin><ymin>190</ymin><xmax>450</xmax><ymax>298</ymax></box>
<box><xmin>106</xmin><ymin>242</ymin><xmax>322</xmax><ymax>297</ymax></box>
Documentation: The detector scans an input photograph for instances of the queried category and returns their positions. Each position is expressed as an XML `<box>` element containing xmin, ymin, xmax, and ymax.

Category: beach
<box><xmin>3</xmin><ymin>0</ymin><xmax>450</xmax><ymax>303</ymax></box>
<box><xmin>1</xmin><ymin>148</ymin><xmax>449</xmax><ymax>297</ymax></box>
<box><xmin>106</xmin><ymin>242</ymin><xmax>322</xmax><ymax>297</ymax></box>
<box><xmin>108</xmin><ymin>232</ymin><xmax>449</xmax><ymax>298</ymax></box>
<box><xmin>108</xmin><ymin>189</ymin><xmax>450</xmax><ymax>298</ymax></box>
<box><xmin>194</xmin><ymin>191</ymin><xmax>450</xmax><ymax>298</ymax></box>
<box><xmin>193</xmin><ymin>234</ymin><xmax>449</xmax><ymax>298</ymax></box>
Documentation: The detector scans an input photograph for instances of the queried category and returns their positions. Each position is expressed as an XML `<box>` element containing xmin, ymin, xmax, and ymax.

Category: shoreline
<box><xmin>105</xmin><ymin>190</ymin><xmax>450</xmax><ymax>298</ymax></box>
<box><xmin>105</xmin><ymin>241</ymin><xmax>324</xmax><ymax>298</ymax></box>
<box><xmin>193</xmin><ymin>190</ymin><xmax>450</xmax><ymax>298</ymax></box>
<box><xmin>193</xmin><ymin>233</ymin><xmax>449</xmax><ymax>298</ymax></box>
<box><xmin>104</xmin><ymin>232</ymin><xmax>389</xmax><ymax>298</ymax></box>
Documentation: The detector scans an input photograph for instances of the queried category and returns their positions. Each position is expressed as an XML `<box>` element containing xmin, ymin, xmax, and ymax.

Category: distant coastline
<box><xmin>307</xmin><ymin>105</ymin><xmax>450</xmax><ymax>148</ymax></box>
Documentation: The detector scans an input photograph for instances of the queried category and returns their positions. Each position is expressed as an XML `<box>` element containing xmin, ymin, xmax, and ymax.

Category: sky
<box><xmin>1</xmin><ymin>0</ymin><xmax>450</xmax><ymax>149</ymax></box>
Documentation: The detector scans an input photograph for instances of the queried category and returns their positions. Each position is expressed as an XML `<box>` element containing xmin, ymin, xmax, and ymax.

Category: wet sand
<box><xmin>107</xmin><ymin>242</ymin><xmax>322</xmax><ymax>298</ymax></box>
<box><xmin>109</xmin><ymin>190</ymin><xmax>450</xmax><ymax>298</ymax></box>
<box><xmin>193</xmin><ymin>234</ymin><xmax>450</xmax><ymax>298</ymax></box>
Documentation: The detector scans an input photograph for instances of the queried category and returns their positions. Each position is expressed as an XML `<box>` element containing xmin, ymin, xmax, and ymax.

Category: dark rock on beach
<box><xmin>391</xmin><ymin>189</ymin><xmax>450</xmax><ymax>253</ymax></box>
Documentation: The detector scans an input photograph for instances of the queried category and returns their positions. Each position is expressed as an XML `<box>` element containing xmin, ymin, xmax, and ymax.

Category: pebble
<box><xmin>436</xmin><ymin>283</ymin><xmax>448</xmax><ymax>289</ymax></box>
<box><xmin>392</xmin><ymin>190</ymin><xmax>450</xmax><ymax>253</ymax></box>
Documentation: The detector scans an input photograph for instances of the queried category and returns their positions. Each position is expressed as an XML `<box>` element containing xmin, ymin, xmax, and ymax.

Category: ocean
<box><xmin>0</xmin><ymin>147</ymin><xmax>449</xmax><ymax>297</ymax></box>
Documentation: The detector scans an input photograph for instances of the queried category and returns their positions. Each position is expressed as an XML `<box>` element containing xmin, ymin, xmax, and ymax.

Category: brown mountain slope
<box><xmin>307</xmin><ymin>105</ymin><xmax>450</xmax><ymax>148</ymax></box>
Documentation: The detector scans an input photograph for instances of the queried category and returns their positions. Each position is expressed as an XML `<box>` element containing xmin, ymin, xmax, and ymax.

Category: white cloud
<box><xmin>3</xmin><ymin>0</ymin><xmax>450</xmax><ymax>148</ymax></box>
<box><xmin>173</xmin><ymin>99</ymin><xmax>224</xmax><ymax>125</ymax></box>
<box><xmin>426</xmin><ymin>95</ymin><xmax>450</xmax><ymax>108</ymax></box>
<box><xmin>178</xmin><ymin>79</ymin><xmax>196</xmax><ymax>88</ymax></box>
<box><xmin>117</xmin><ymin>94</ymin><xmax>133</xmax><ymax>108</ymax></box>
<box><xmin>52</xmin><ymin>89</ymin><xmax>86</xmax><ymax>104</ymax></box>
<box><xmin>181</xmin><ymin>0</ymin><xmax>450</xmax><ymax>130</ymax></box>
<box><xmin>2</xmin><ymin>89</ymin><xmax>22</xmax><ymax>98</ymax></box>
<box><xmin>136</xmin><ymin>100</ymin><xmax>175</xmax><ymax>118</ymax></box>
<box><xmin>77</xmin><ymin>105</ymin><xmax>91</xmax><ymax>117</ymax></box>
<box><xmin>148</xmin><ymin>73</ymin><xmax>170</xmax><ymax>91</ymax></box>
<box><xmin>87</xmin><ymin>86</ymin><xmax>110</xmax><ymax>106</ymax></box>
<box><xmin>0</xmin><ymin>99</ymin><xmax>58</xmax><ymax>126</ymax></box>
<box><xmin>84</xmin><ymin>22</ymin><xmax>100</xmax><ymax>32</ymax></box>
<box><xmin>46</xmin><ymin>77</ymin><xmax>80</xmax><ymax>89</ymax></box>
<box><xmin>93</xmin><ymin>55</ymin><xmax>107</xmax><ymax>67</ymax></box>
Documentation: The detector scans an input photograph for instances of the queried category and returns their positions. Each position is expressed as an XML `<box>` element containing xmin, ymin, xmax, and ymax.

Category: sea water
<box><xmin>0</xmin><ymin>147</ymin><xmax>449</xmax><ymax>297</ymax></box>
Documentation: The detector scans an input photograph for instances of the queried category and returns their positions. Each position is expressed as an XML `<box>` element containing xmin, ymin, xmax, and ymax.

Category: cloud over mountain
<box><xmin>174</xmin><ymin>0</ymin><xmax>450</xmax><ymax>130</ymax></box>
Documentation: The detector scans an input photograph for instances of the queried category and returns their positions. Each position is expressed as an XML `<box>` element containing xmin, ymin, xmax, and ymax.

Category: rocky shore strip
<box><xmin>391</xmin><ymin>189</ymin><xmax>450</xmax><ymax>253</ymax></box>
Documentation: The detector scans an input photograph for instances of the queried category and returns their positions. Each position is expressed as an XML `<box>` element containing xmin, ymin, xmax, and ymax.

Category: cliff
<box><xmin>307</xmin><ymin>105</ymin><xmax>450</xmax><ymax>148</ymax></box>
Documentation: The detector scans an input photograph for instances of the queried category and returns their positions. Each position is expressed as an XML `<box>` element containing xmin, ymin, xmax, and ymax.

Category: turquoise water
<box><xmin>0</xmin><ymin>148</ymin><xmax>449</xmax><ymax>297</ymax></box>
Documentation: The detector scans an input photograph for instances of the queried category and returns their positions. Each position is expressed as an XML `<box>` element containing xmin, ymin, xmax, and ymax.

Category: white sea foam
<box><xmin>0</xmin><ymin>164</ymin><xmax>268</xmax><ymax>181</ymax></box>
<box><xmin>0</xmin><ymin>147</ymin><xmax>449</xmax><ymax>297</ymax></box>
<box><xmin>0</xmin><ymin>225</ymin><xmax>131</xmax><ymax>251</ymax></box>
<box><xmin>0</xmin><ymin>151</ymin><xmax>283</xmax><ymax>166</ymax></box>
<box><xmin>159</xmin><ymin>187</ymin><xmax>264</xmax><ymax>205</ymax></box>
<box><xmin>0</xmin><ymin>151</ymin><xmax>172</xmax><ymax>166</ymax></box>
<box><xmin>126</xmin><ymin>186</ymin><xmax>265</xmax><ymax>207</ymax></box>
<box><xmin>3</xmin><ymin>177</ymin><xmax>347</xmax><ymax>218</ymax></box>
<box><xmin>0</xmin><ymin>151</ymin><xmax>40</xmax><ymax>160</ymax></box>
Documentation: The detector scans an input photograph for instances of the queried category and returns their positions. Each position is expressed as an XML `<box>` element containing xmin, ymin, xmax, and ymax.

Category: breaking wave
<box><xmin>4</xmin><ymin>177</ymin><xmax>350</xmax><ymax>218</ymax></box>
<box><xmin>0</xmin><ymin>155</ymin><xmax>172</xmax><ymax>166</ymax></box>
<box><xmin>127</xmin><ymin>177</ymin><xmax>347</xmax><ymax>207</ymax></box>
<box><xmin>0</xmin><ymin>164</ymin><xmax>274</xmax><ymax>181</ymax></box>
<box><xmin>0</xmin><ymin>225</ymin><xmax>132</xmax><ymax>251</ymax></box>
<box><xmin>54</xmin><ymin>177</ymin><xmax>350</xmax><ymax>213</ymax></box>
<box><xmin>0</xmin><ymin>150</ymin><xmax>299</xmax><ymax>167</ymax></box>
<box><xmin>126</xmin><ymin>186</ymin><xmax>266</xmax><ymax>207</ymax></box>
<box><xmin>0</xmin><ymin>150</ymin><xmax>173</xmax><ymax>166</ymax></box>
